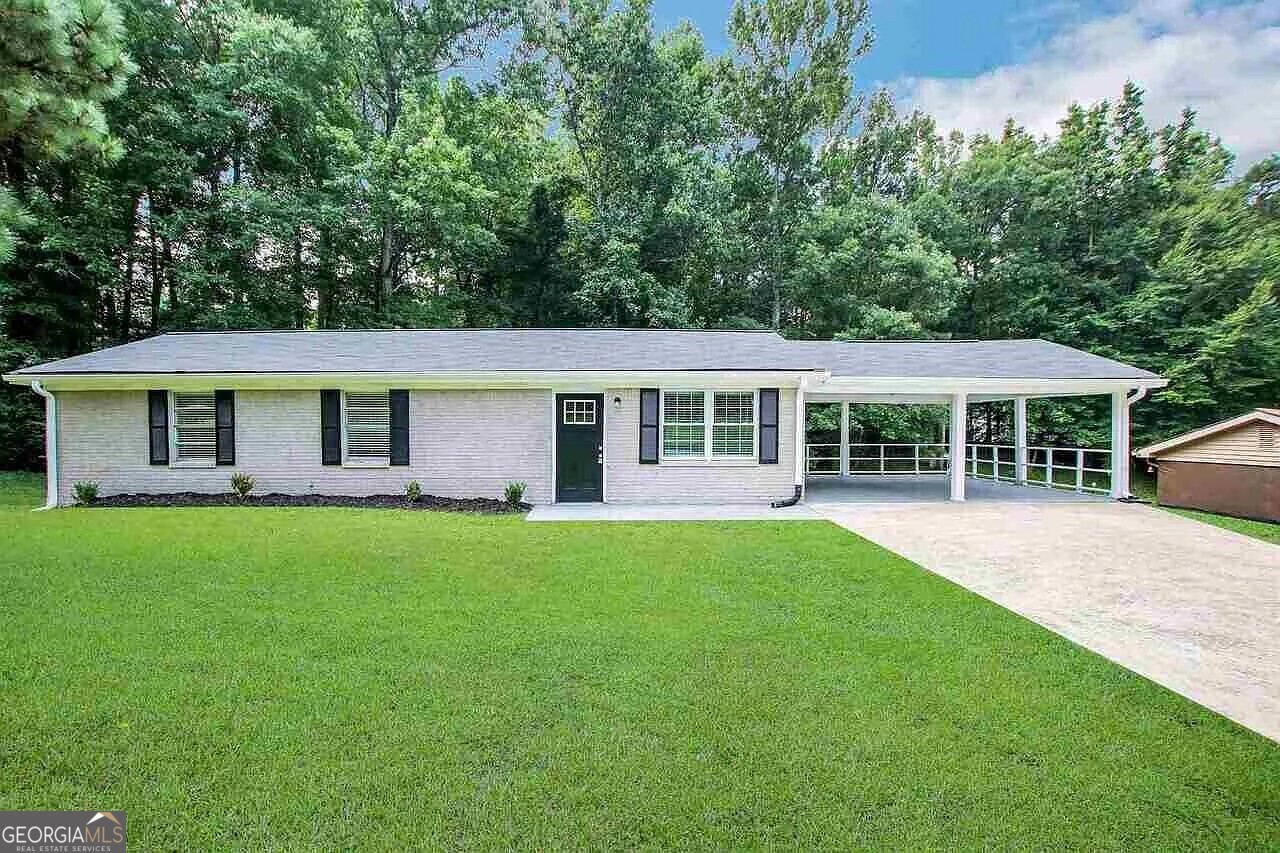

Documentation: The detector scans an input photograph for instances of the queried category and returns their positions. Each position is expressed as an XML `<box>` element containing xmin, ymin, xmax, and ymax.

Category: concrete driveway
<box><xmin>811</xmin><ymin>500</ymin><xmax>1280</xmax><ymax>741</ymax></box>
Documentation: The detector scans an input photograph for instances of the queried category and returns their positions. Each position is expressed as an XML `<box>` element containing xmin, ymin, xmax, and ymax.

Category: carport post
<box><xmin>838</xmin><ymin>401</ymin><xmax>850</xmax><ymax>477</ymax></box>
<box><xmin>1110</xmin><ymin>390</ymin><xmax>1131</xmax><ymax>499</ymax></box>
<box><xmin>949</xmin><ymin>393</ymin><xmax>967</xmax><ymax>502</ymax></box>
<box><xmin>1014</xmin><ymin>396</ymin><xmax>1028</xmax><ymax>484</ymax></box>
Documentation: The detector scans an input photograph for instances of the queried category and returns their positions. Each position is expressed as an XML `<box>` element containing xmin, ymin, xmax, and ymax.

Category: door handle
<box><xmin>597</xmin><ymin>444</ymin><xmax>603</xmax><ymax>464</ymax></box>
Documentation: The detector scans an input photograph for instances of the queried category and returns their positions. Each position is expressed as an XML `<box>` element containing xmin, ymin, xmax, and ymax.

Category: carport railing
<box><xmin>806</xmin><ymin>443</ymin><xmax>950</xmax><ymax>476</ymax></box>
<box><xmin>806</xmin><ymin>442</ymin><xmax>1113</xmax><ymax>494</ymax></box>
<box><xmin>967</xmin><ymin>444</ymin><xmax>1112</xmax><ymax>494</ymax></box>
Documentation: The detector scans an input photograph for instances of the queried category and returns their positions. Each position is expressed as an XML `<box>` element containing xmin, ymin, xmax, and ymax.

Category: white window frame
<box><xmin>168</xmin><ymin>391</ymin><xmax>217</xmax><ymax>469</ymax></box>
<box><xmin>563</xmin><ymin>398</ymin><xmax>597</xmax><ymax>425</ymax></box>
<box><xmin>341</xmin><ymin>390</ymin><xmax>391</xmax><ymax>468</ymax></box>
<box><xmin>660</xmin><ymin>389</ymin><xmax>758</xmax><ymax>463</ymax></box>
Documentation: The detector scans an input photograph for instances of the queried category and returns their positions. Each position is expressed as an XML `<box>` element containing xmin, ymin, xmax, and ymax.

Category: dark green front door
<box><xmin>556</xmin><ymin>394</ymin><xmax>604</xmax><ymax>502</ymax></box>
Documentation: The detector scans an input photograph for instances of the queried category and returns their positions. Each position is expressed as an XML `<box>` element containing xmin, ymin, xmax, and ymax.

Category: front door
<box><xmin>556</xmin><ymin>393</ymin><xmax>604</xmax><ymax>502</ymax></box>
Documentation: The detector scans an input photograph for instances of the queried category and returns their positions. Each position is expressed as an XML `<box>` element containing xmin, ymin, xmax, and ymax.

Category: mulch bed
<box><xmin>88</xmin><ymin>492</ymin><xmax>530</xmax><ymax>513</ymax></box>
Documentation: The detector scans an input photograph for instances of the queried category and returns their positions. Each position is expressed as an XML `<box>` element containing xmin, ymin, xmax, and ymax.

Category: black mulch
<box><xmin>87</xmin><ymin>492</ymin><xmax>530</xmax><ymax>513</ymax></box>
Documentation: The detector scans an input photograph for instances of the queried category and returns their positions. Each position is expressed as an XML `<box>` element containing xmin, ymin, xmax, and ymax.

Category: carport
<box><xmin>788</xmin><ymin>340</ymin><xmax>1167</xmax><ymax>503</ymax></box>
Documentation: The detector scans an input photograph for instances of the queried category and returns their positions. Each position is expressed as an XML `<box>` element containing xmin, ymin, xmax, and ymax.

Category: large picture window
<box><xmin>343</xmin><ymin>391</ymin><xmax>391</xmax><ymax>463</ymax></box>
<box><xmin>661</xmin><ymin>390</ymin><xmax>756</xmax><ymax>460</ymax></box>
<box><xmin>172</xmin><ymin>392</ymin><xmax>217</xmax><ymax>464</ymax></box>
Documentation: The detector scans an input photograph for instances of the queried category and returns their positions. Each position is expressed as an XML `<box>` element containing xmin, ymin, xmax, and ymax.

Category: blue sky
<box><xmin>651</xmin><ymin>0</ymin><xmax>1125</xmax><ymax>85</ymax></box>
<box><xmin>646</xmin><ymin>0</ymin><xmax>1279</xmax><ymax>166</ymax></box>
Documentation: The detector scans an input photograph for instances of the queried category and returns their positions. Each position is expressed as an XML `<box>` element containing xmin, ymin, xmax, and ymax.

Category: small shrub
<box><xmin>503</xmin><ymin>480</ymin><xmax>527</xmax><ymax>506</ymax></box>
<box><xmin>405</xmin><ymin>480</ymin><xmax>422</xmax><ymax>502</ymax></box>
<box><xmin>230</xmin><ymin>472</ymin><xmax>256</xmax><ymax>499</ymax></box>
<box><xmin>73</xmin><ymin>480</ymin><xmax>99</xmax><ymax>506</ymax></box>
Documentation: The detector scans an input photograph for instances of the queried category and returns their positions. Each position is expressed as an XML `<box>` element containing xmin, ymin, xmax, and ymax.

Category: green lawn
<box><xmin>1163</xmin><ymin>507</ymin><xmax>1280</xmax><ymax>545</ymax></box>
<box><xmin>0</xmin><ymin>480</ymin><xmax>1277</xmax><ymax>849</ymax></box>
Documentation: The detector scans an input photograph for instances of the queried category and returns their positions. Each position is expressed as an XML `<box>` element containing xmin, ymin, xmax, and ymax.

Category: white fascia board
<box><xmin>3</xmin><ymin>369</ymin><xmax>819</xmax><ymax>392</ymax></box>
<box><xmin>811</xmin><ymin>376</ymin><xmax>1167</xmax><ymax>399</ymax></box>
<box><xmin>1134</xmin><ymin>409</ymin><xmax>1280</xmax><ymax>458</ymax></box>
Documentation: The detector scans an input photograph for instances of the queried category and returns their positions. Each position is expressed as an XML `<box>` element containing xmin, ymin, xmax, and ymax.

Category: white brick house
<box><xmin>3</xmin><ymin>329</ymin><xmax>1165</xmax><ymax>507</ymax></box>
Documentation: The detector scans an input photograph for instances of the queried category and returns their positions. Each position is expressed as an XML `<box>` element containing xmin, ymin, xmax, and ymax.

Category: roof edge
<box><xmin>1135</xmin><ymin>409</ymin><xmax>1280</xmax><ymax>457</ymax></box>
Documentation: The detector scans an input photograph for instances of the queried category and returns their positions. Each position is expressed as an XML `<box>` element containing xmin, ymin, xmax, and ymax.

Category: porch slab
<box><xmin>527</xmin><ymin>502</ymin><xmax>819</xmax><ymax>522</ymax></box>
<box><xmin>805</xmin><ymin>474</ymin><xmax>1107</xmax><ymax>504</ymax></box>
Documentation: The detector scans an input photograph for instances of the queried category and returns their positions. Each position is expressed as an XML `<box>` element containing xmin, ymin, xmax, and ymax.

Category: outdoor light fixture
<box><xmin>613</xmin><ymin>396</ymin><xmax>623</xmax><ymax>409</ymax></box>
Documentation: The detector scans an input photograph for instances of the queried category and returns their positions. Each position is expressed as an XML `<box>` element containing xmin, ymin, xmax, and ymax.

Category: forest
<box><xmin>2</xmin><ymin>0</ymin><xmax>1278</xmax><ymax>469</ymax></box>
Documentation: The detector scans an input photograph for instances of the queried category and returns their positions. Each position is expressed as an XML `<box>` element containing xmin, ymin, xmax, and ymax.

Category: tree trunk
<box><xmin>163</xmin><ymin>234</ymin><xmax>178</xmax><ymax>319</ymax></box>
<box><xmin>149</xmin><ymin>212</ymin><xmax>161</xmax><ymax>332</ymax></box>
<box><xmin>377</xmin><ymin>221</ymin><xmax>394</xmax><ymax>314</ymax></box>
<box><xmin>293</xmin><ymin>227</ymin><xmax>305</xmax><ymax>328</ymax></box>
<box><xmin>120</xmin><ymin>194</ymin><xmax>140</xmax><ymax>342</ymax></box>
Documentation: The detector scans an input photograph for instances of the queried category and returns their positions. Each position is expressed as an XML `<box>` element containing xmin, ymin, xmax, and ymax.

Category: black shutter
<box><xmin>759</xmin><ymin>388</ymin><xmax>779</xmax><ymax>464</ymax></box>
<box><xmin>639</xmin><ymin>389</ymin><xmax>659</xmax><ymax>464</ymax></box>
<box><xmin>321</xmin><ymin>390</ymin><xmax>341</xmax><ymax>465</ymax></box>
<box><xmin>215</xmin><ymin>390</ymin><xmax>235</xmax><ymax>466</ymax></box>
<box><xmin>389</xmin><ymin>390</ymin><xmax>410</xmax><ymax>466</ymax></box>
<box><xmin>148</xmin><ymin>390</ymin><xmax>169</xmax><ymax>465</ymax></box>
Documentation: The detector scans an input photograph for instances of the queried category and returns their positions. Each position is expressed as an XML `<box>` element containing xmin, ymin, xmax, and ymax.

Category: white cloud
<box><xmin>897</xmin><ymin>0</ymin><xmax>1280</xmax><ymax>168</ymax></box>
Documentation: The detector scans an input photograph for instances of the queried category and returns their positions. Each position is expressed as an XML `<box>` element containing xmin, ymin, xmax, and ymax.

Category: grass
<box><xmin>1163</xmin><ymin>507</ymin><xmax>1280</xmax><ymax>545</ymax></box>
<box><xmin>0</xmin><ymin>479</ymin><xmax>1277</xmax><ymax>849</ymax></box>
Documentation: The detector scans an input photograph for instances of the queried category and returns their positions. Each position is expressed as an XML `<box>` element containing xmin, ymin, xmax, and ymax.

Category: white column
<box><xmin>838</xmin><ymin>400</ymin><xmax>850</xmax><ymax>477</ymax></box>
<box><xmin>794</xmin><ymin>382</ymin><xmax>807</xmax><ymax>494</ymax></box>
<box><xmin>1014</xmin><ymin>396</ymin><xmax>1028</xmax><ymax>484</ymax></box>
<box><xmin>1110</xmin><ymin>390</ymin><xmax>1131</xmax><ymax>499</ymax></box>
<box><xmin>949</xmin><ymin>392</ymin><xmax>967</xmax><ymax>502</ymax></box>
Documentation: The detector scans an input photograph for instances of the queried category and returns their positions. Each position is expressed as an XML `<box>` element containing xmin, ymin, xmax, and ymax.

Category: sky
<box><xmin>650</xmin><ymin>0</ymin><xmax>1280</xmax><ymax>168</ymax></box>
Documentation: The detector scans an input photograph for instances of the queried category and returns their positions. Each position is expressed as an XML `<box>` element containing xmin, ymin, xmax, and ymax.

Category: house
<box><xmin>2</xmin><ymin>329</ymin><xmax>1165</xmax><ymax>508</ymax></box>
<box><xmin>1135</xmin><ymin>408</ymin><xmax>1280</xmax><ymax>523</ymax></box>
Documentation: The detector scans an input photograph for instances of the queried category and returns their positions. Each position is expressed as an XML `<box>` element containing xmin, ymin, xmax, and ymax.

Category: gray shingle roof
<box><xmin>13</xmin><ymin>329</ymin><xmax>814</xmax><ymax>374</ymax></box>
<box><xmin>792</xmin><ymin>339</ymin><xmax>1159</xmax><ymax>380</ymax></box>
<box><xmin>9</xmin><ymin>329</ymin><xmax>1161</xmax><ymax>380</ymax></box>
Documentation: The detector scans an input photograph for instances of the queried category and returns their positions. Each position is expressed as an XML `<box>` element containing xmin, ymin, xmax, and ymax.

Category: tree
<box><xmin>1</xmin><ymin>0</ymin><xmax>133</xmax><ymax>256</ymax></box>
<box><xmin>720</xmin><ymin>0</ymin><xmax>871</xmax><ymax>328</ymax></box>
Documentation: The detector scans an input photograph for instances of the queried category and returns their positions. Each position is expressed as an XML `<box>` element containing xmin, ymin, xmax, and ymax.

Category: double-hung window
<box><xmin>661</xmin><ymin>390</ymin><xmax>756</xmax><ymax>461</ymax></box>
<box><xmin>171</xmin><ymin>392</ymin><xmax>217</xmax><ymax>466</ymax></box>
<box><xmin>712</xmin><ymin>391</ymin><xmax>755</xmax><ymax>457</ymax></box>
<box><xmin>662</xmin><ymin>391</ymin><xmax>706</xmax><ymax>458</ymax></box>
<box><xmin>343</xmin><ymin>391</ymin><xmax>391</xmax><ymax>465</ymax></box>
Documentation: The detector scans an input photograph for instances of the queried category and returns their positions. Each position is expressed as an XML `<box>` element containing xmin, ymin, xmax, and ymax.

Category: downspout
<box><xmin>772</xmin><ymin>376</ymin><xmax>811</xmax><ymax>508</ymax></box>
<box><xmin>1116</xmin><ymin>386</ymin><xmax>1150</xmax><ymax>502</ymax></box>
<box><xmin>30</xmin><ymin>380</ymin><xmax>58</xmax><ymax>510</ymax></box>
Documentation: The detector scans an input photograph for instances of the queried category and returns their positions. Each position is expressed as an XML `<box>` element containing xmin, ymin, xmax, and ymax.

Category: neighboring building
<box><xmin>2</xmin><ymin>329</ymin><xmax>1164</xmax><ymax>508</ymax></box>
<box><xmin>1135</xmin><ymin>409</ymin><xmax>1280</xmax><ymax>523</ymax></box>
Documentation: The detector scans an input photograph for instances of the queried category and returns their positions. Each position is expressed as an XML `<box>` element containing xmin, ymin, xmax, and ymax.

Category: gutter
<box><xmin>29</xmin><ymin>380</ymin><xmax>58</xmax><ymax>510</ymax></box>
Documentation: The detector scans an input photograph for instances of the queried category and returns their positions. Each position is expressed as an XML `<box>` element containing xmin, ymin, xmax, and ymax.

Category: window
<box><xmin>172</xmin><ymin>392</ymin><xmax>216</xmax><ymax>464</ymax></box>
<box><xmin>344</xmin><ymin>391</ymin><xmax>390</xmax><ymax>463</ymax></box>
<box><xmin>662</xmin><ymin>391</ymin><xmax>705</xmax><ymax>457</ymax></box>
<box><xmin>712</xmin><ymin>391</ymin><xmax>755</xmax><ymax>457</ymax></box>
<box><xmin>563</xmin><ymin>399</ymin><xmax>596</xmax><ymax>425</ymax></box>
<box><xmin>661</xmin><ymin>390</ymin><xmax>757</xmax><ymax>460</ymax></box>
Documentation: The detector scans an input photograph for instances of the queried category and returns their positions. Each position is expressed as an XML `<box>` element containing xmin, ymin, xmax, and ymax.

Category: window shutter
<box><xmin>215</xmin><ymin>390</ymin><xmax>235</xmax><ymax>466</ymax></box>
<box><xmin>320</xmin><ymin>390</ymin><xmax>341</xmax><ymax>465</ymax></box>
<box><xmin>639</xmin><ymin>389</ymin><xmax>659</xmax><ymax>464</ymax></box>
<box><xmin>389</xmin><ymin>390</ymin><xmax>410</xmax><ymax>466</ymax></box>
<box><xmin>758</xmin><ymin>388</ymin><xmax>779</xmax><ymax>464</ymax></box>
<box><xmin>148</xmin><ymin>390</ymin><xmax>169</xmax><ymax>465</ymax></box>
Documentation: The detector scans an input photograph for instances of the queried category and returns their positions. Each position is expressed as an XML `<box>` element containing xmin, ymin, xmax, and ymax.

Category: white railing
<box><xmin>806</xmin><ymin>443</ymin><xmax>949</xmax><ymax>476</ymax></box>
<box><xmin>805</xmin><ymin>441</ymin><xmax>1113</xmax><ymax>494</ymax></box>
<box><xmin>966</xmin><ymin>444</ymin><xmax>1112</xmax><ymax>494</ymax></box>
